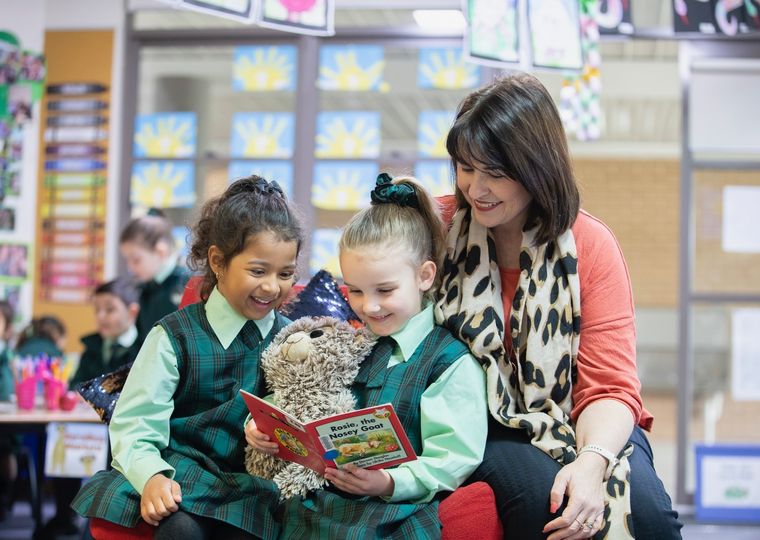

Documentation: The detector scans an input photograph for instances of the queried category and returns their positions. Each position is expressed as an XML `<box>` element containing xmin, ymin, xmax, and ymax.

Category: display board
<box><xmin>34</xmin><ymin>30</ymin><xmax>113</xmax><ymax>349</ymax></box>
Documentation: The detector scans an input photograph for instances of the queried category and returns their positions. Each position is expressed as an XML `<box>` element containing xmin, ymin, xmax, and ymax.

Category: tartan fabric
<box><xmin>279</xmin><ymin>325</ymin><xmax>469</xmax><ymax>539</ymax></box>
<box><xmin>72</xmin><ymin>304</ymin><xmax>289</xmax><ymax>540</ymax></box>
<box><xmin>354</xmin><ymin>327</ymin><xmax>470</xmax><ymax>453</ymax></box>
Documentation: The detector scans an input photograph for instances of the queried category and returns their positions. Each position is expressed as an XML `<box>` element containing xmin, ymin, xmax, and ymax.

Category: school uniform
<box><xmin>135</xmin><ymin>258</ymin><xmax>191</xmax><ymax>340</ymax></box>
<box><xmin>72</xmin><ymin>288</ymin><xmax>288</xmax><ymax>540</ymax></box>
<box><xmin>69</xmin><ymin>325</ymin><xmax>141</xmax><ymax>386</ymax></box>
<box><xmin>15</xmin><ymin>336</ymin><xmax>63</xmax><ymax>359</ymax></box>
<box><xmin>279</xmin><ymin>304</ymin><xmax>488</xmax><ymax>540</ymax></box>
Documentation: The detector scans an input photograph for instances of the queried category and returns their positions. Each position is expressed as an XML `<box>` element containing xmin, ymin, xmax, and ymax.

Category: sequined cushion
<box><xmin>75</xmin><ymin>362</ymin><xmax>132</xmax><ymax>424</ymax></box>
<box><xmin>279</xmin><ymin>269</ymin><xmax>361</xmax><ymax>324</ymax></box>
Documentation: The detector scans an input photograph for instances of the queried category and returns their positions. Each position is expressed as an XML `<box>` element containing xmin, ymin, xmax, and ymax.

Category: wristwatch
<box><xmin>578</xmin><ymin>444</ymin><xmax>619</xmax><ymax>480</ymax></box>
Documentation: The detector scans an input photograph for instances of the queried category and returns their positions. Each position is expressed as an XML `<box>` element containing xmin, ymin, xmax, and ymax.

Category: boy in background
<box><xmin>41</xmin><ymin>277</ymin><xmax>141</xmax><ymax>539</ymax></box>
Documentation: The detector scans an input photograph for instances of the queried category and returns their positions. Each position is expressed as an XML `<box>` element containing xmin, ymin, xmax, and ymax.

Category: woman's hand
<box><xmin>140</xmin><ymin>473</ymin><xmax>181</xmax><ymax>526</ymax></box>
<box><xmin>542</xmin><ymin>453</ymin><xmax>607</xmax><ymax>540</ymax></box>
<box><xmin>244</xmin><ymin>418</ymin><xmax>279</xmax><ymax>455</ymax></box>
<box><xmin>323</xmin><ymin>464</ymin><xmax>394</xmax><ymax>497</ymax></box>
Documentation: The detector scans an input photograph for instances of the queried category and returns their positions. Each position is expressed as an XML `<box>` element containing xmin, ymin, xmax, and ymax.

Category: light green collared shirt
<box><xmin>379</xmin><ymin>304</ymin><xmax>488</xmax><ymax>503</ymax></box>
<box><xmin>109</xmin><ymin>287</ymin><xmax>274</xmax><ymax>494</ymax></box>
<box><xmin>102</xmin><ymin>325</ymin><xmax>138</xmax><ymax>366</ymax></box>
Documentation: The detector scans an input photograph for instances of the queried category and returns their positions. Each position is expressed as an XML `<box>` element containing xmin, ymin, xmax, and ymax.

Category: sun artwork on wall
<box><xmin>133</xmin><ymin>113</ymin><xmax>196</xmax><ymax>158</ymax></box>
<box><xmin>233</xmin><ymin>46</ymin><xmax>296</xmax><ymax>91</ymax></box>
<box><xmin>315</xmin><ymin>112</ymin><xmax>380</xmax><ymax>158</ymax></box>
<box><xmin>318</xmin><ymin>45</ymin><xmax>388</xmax><ymax>92</ymax></box>
<box><xmin>311</xmin><ymin>161</ymin><xmax>376</xmax><ymax>210</ymax></box>
<box><xmin>415</xmin><ymin>161</ymin><xmax>453</xmax><ymax>198</ymax></box>
<box><xmin>418</xmin><ymin>48</ymin><xmax>480</xmax><ymax>90</ymax></box>
<box><xmin>231</xmin><ymin>113</ymin><xmax>294</xmax><ymax>158</ymax></box>
<box><xmin>417</xmin><ymin>111</ymin><xmax>455</xmax><ymax>158</ymax></box>
<box><xmin>309</xmin><ymin>228</ymin><xmax>342</xmax><ymax>277</ymax></box>
<box><xmin>130</xmin><ymin>161</ymin><xmax>196</xmax><ymax>209</ymax></box>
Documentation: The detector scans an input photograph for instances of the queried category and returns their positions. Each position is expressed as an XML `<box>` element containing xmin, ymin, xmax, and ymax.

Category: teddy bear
<box><xmin>244</xmin><ymin>316</ymin><xmax>375</xmax><ymax>500</ymax></box>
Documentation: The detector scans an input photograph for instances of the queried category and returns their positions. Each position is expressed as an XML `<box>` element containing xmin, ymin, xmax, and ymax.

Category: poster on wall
<box><xmin>311</xmin><ymin>161</ymin><xmax>377</xmax><ymax>210</ymax></box>
<box><xmin>315</xmin><ymin>111</ymin><xmax>380</xmax><ymax>159</ymax></box>
<box><xmin>309</xmin><ymin>228</ymin><xmax>341</xmax><ymax>277</ymax></box>
<box><xmin>228</xmin><ymin>160</ymin><xmax>293</xmax><ymax>196</ymax></box>
<box><xmin>232</xmin><ymin>45</ymin><xmax>297</xmax><ymax>91</ymax></box>
<box><xmin>417</xmin><ymin>48</ymin><xmax>481</xmax><ymax>90</ymax></box>
<box><xmin>414</xmin><ymin>161</ymin><xmax>453</xmax><ymax>198</ymax></box>
<box><xmin>318</xmin><ymin>45</ymin><xmax>388</xmax><ymax>92</ymax></box>
<box><xmin>464</xmin><ymin>0</ymin><xmax>520</xmax><ymax>67</ymax></box>
<box><xmin>130</xmin><ymin>161</ymin><xmax>197</xmax><ymax>209</ymax></box>
<box><xmin>133</xmin><ymin>112</ymin><xmax>196</xmax><ymax>158</ymax></box>
<box><xmin>597</xmin><ymin>0</ymin><xmax>634</xmax><ymax>35</ymax></box>
<box><xmin>417</xmin><ymin>111</ymin><xmax>455</xmax><ymax>158</ymax></box>
<box><xmin>673</xmin><ymin>0</ymin><xmax>760</xmax><ymax>35</ymax></box>
<box><xmin>256</xmin><ymin>0</ymin><xmax>335</xmax><ymax>36</ymax></box>
<box><xmin>528</xmin><ymin>0</ymin><xmax>583</xmax><ymax>71</ymax></box>
<box><xmin>231</xmin><ymin>112</ymin><xmax>295</xmax><ymax>158</ymax></box>
<box><xmin>179</xmin><ymin>0</ymin><xmax>257</xmax><ymax>23</ymax></box>
<box><xmin>44</xmin><ymin>422</ymin><xmax>109</xmax><ymax>478</ymax></box>
<box><xmin>0</xmin><ymin>242</ymin><xmax>28</xmax><ymax>281</ymax></box>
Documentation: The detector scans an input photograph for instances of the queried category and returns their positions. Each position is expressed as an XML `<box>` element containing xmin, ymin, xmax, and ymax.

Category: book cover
<box><xmin>240</xmin><ymin>390</ymin><xmax>417</xmax><ymax>475</ymax></box>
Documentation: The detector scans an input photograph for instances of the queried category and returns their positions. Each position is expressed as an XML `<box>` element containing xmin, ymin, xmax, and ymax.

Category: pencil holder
<box><xmin>15</xmin><ymin>379</ymin><xmax>36</xmax><ymax>410</ymax></box>
<box><xmin>44</xmin><ymin>379</ymin><xmax>65</xmax><ymax>411</ymax></box>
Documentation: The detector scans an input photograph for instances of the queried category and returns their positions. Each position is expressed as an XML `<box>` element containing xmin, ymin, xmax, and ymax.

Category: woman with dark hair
<box><xmin>435</xmin><ymin>72</ymin><xmax>682</xmax><ymax>539</ymax></box>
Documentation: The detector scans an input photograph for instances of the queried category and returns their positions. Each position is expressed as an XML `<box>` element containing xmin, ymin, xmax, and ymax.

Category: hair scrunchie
<box><xmin>370</xmin><ymin>173</ymin><xmax>419</xmax><ymax>209</ymax></box>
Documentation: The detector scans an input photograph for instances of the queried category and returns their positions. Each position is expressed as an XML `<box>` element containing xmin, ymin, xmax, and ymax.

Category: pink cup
<box><xmin>44</xmin><ymin>379</ymin><xmax>65</xmax><ymax>411</ymax></box>
<box><xmin>15</xmin><ymin>379</ymin><xmax>36</xmax><ymax>410</ymax></box>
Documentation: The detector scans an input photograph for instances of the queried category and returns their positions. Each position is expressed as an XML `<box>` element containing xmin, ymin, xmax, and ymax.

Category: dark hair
<box><xmin>119</xmin><ymin>209</ymin><xmax>174</xmax><ymax>251</ymax></box>
<box><xmin>340</xmin><ymin>175</ymin><xmax>445</xmax><ymax>300</ymax></box>
<box><xmin>94</xmin><ymin>277</ymin><xmax>139</xmax><ymax>307</ymax></box>
<box><xmin>446</xmin><ymin>72</ymin><xmax>580</xmax><ymax>245</ymax></box>
<box><xmin>0</xmin><ymin>300</ymin><xmax>14</xmax><ymax>331</ymax></box>
<box><xmin>189</xmin><ymin>175</ymin><xmax>304</xmax><ymax>299</ymax></box>
<box><xmin>16</xmin><ymin>315</ymin><xmax>66</xmax><ymax>350</ymax></box>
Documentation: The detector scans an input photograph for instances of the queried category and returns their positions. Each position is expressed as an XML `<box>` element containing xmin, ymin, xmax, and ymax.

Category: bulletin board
<box><xmin>33</xmin><ymin>30</ymin><xmax>113</xmax><ymax>352</ymax></box>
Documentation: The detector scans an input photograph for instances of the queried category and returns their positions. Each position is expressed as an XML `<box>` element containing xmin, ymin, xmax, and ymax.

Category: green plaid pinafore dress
<box><xmin>72</xmin><ymin>303</ymin><xmax>288</xmax><ymax>540</ymax></box>
<box><xmin>279</xmin><ymin>326</ymin><xmax>469</xmax><ymax>540</ymax></box>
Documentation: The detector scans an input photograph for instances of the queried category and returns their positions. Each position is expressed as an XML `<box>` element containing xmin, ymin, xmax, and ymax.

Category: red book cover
<box><xmin>240</xmin><ymin>390</ymin><xmax>417</xmax><ymax>475</ymax></box>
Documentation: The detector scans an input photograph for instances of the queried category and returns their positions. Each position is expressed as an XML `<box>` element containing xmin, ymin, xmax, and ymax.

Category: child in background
<box><xmin>247</xmin><ymin>174</ymin><xmax>488</xmax><ymax>539</ymax></box>
<box><xmin>70</xmin><ymin>277</ymin><xmax>142</xmax><ymax>386</ymax></box>
<box><xmin>0</xmin><ymin>300</ymin><xmax>16</xmax><ymax>521</ymax></box>
<box><xmin>15</xmin><ymin>315</ymin><xmax>66</xmax><ymax>359</ymax></box>
<box><xmin>72</xmin><ymin>176</ymin><xmax>303</xmax><ymax>540</ymax></box>
<box><xmin>119</xmin><ymin>209</ymin><xmax>190</xmax><ymax>340</ymax></box>
<box><xmin>39</xmin><ymin>277</ymin><xmax>142</xmax><ymax>539</ymax></box>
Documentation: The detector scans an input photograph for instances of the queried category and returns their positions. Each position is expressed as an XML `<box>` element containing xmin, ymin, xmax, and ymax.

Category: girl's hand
<box><xmin>244</xmin><ymin>418</ymin><xmax>279</xmax><ymax>455</ymax></box>
<box><xmin>140</xmin><ymin>473</ymin><xmax>182</xmax><ymax>526</ymax></box>
<box><xmin>323</xmin><ymin>464</ymin><xmax>394</xmax><ymax>497</ymax></box>
<box><xmin>542</xmin><ymin>453</ymin><xmax>606</xmax><ymax>540</ymax></box>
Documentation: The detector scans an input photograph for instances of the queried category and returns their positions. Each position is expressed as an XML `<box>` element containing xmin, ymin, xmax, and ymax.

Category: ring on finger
<box><xmin>585</xmin><ymin>518</ymin><xmax>595</xmax><ymax>529</ymax></box>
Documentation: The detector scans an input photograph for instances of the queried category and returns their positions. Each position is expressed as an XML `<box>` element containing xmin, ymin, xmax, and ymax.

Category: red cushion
<box><xmin>90</xmin><ymin>483</ymin><xmax>501</xmax><ymax>539</ymax></box>
<box><xmin>179</xmin><ymin>276</ymin><xmax>203</xmax><ymax>308</ymax></box>
<box><xmin>440</xmin><ymin>482</ymin><xmax>503</xmax><ymax>540</ymax></box>
<box><xmin>90</xmin><ymin>518</ymin><xmax>154</xmax><ymax>539</ymax></box>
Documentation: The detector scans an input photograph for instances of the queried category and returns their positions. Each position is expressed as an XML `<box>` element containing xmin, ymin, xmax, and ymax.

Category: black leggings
<box><xmin>154</xmin><ymin>511</ymin><xmax>259</xmax><ymax>540</ymax></box>
<box><xmin>465</xmin><ymin>420</ymin><xmax>683</xmax><ymax>539</ymax></box>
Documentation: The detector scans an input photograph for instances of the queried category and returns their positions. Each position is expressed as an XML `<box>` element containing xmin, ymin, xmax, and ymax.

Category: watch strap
<box><xmin>578</xmin><ymin>444</ymin><xmax>619</xmax><ymax>480</ymax></box>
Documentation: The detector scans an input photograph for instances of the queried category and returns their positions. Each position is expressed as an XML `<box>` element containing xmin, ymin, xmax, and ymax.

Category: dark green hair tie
<box><xmin>370</xmin><ymin>173</ymin><xmax>420</xmax><ymax>209</ymax></box>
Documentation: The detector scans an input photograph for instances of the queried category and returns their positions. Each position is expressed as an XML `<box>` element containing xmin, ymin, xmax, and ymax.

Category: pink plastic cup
<box><xmin>44</xmin><ymin>379</ymin><xmax>65</xmax><ymax>411</ymax></box>
<box><xmin>15</xmin><ymin>379</ymin><xmax>36</xmax><ymax>410</ymax></box>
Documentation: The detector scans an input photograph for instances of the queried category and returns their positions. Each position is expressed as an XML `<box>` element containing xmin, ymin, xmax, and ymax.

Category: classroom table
<box><xmin>0</xmin><ymin>399</ymin><xmax>102</xmax><ymax>537</ymax></box>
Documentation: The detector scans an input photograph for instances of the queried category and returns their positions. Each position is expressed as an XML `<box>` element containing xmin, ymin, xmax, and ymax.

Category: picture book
<box><xmin>240</xmin><ymin>390</ymin><xmax>417</xmax><ymax>475</ymax></box>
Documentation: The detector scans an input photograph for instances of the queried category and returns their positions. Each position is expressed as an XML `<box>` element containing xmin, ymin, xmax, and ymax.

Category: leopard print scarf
<box><xmin>434</xmin><ymin>208</ymin><xmax>635</xmax><ymax>539</ymax></box>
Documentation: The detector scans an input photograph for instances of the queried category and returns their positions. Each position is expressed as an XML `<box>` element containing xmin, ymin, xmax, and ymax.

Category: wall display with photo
<box><xmin>256</xmin><ymin>0</ymin><xmax>335</xmax><ymax>36</ymax></box>
<box><xmin>528</xmin><ymin>0</ymin><xmax>583</xmax><ymax>71</ymax></box>
<box><xmin>464</xmin><ymin>0</ymin><xmax>520</xmax><ymax>67</ymax></box>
